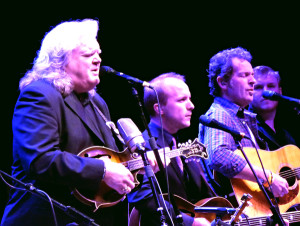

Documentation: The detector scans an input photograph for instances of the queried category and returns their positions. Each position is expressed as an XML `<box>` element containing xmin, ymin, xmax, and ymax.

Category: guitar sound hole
<box><xmin>84</xmin><ymin>153</ymin><xmax>111</xmax><ymax>159</ymax></box>
<box><xmin>280</xmin><ymin>166</ymin><xmax>296</xmax><ymax>186</ymax></box>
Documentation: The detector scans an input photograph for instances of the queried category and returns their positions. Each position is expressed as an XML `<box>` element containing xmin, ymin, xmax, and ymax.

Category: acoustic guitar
<box><xmin>230</xmin><ymin>144</ymin><xmax>300</xmax><ymax>218</ymax></box>
<box><xmin>170</xmin><ymin>194</ymin><xmax>300</xmax><ymax>225</ymax></box>
<box><xmin>72</xmin><ymin>138</ymin><xmax>208</xmax><ymax>211</ymax></box>
<box><xmin>162</xmin><ymin>194</ymin><xmax>234</xmax><ymax>223</ymax></box>
<box><xmin>129</xmin><ymin>194</ymin><xmax>235</xmax><ymax>226</ymax></box>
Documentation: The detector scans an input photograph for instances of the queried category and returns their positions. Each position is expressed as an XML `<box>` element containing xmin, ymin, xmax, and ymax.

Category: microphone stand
<box><xmin>0</xmin><ymin>170</ymin><xmax>99</xmax><ymax>226</ymax></box>
<box><xmin>194</xmin><ymin>207</ymin><xmax>234</xmax><ymax>226</ymax></box>
<box><xmin>233</xmin><ymin>136</ymin><xmax>285</xmax><ymax>226</ymax></box>
<box><xmin>130</xmin><ymin>84</ymin><xmax>184</xmax><ymax>226</ymax></box>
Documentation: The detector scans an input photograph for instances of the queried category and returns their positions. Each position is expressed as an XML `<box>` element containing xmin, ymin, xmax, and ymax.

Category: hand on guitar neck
<box><xmin>145</xmin><ymin>148</ymin><xmax>171</xmax><ymax>173</ymax></box>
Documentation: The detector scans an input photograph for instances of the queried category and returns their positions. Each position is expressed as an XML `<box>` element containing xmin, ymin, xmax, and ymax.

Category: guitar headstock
<box><xmin>178</xmin><ymin>138</ymin><xmax>208</xmax><ymax>160</ymax></box>
<box><xmin>229</xmin><ymin>193</ymin><xmax>252</xmax><ymax>224</ymax></box>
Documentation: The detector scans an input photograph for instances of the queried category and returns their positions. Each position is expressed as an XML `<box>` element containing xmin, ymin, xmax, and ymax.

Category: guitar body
<box><xmin>231</xmin><ymin>145</ymin><xmax>300</xmax><ymax>217</ymax></box>
<box><xmin>161</xmin><ymin>194</ymin><xmax>300</xmax><ymax>226</ymax></box>
<box><xmin>72</xmin><ymin>146</ymin><xmax>139</xmax><ymax>210</ymax></box>
<box><xmin>163</xmin><ymin>194</ymin><xmax>233</xmax><ymax>222</ymax></box>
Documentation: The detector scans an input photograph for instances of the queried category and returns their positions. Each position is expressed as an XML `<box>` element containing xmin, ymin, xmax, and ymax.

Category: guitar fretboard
<box><xmin>126</xmin><ymin>148</ymin><xmax>181</xmax><ymax>171</ymax></box>
<box><xmin>230</xmin><ymin>210</ymin><xmax>300</xmax><ymax>225</ymax></box>
<box><xmin>124</xmin><ymin>138</ymin><xmax>206</xmax><ymax>172</ymax></box>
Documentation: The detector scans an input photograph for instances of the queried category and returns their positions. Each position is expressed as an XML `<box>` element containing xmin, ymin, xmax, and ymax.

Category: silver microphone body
<box><xmin>117</xmin><ymin>118</ymin><xmax>146</xmax><ymax>152</ymax></box>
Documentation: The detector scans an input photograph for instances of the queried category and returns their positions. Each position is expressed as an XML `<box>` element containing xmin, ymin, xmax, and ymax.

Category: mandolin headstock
<box><xmin>178</xmin><ymin>138</ymin><xmax>208</xmax><ymax>160</ymax></box>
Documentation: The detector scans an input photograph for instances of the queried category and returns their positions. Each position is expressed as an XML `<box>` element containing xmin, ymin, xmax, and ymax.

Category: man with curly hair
<box><xmin>198</xmin><ymin>47</ymin><xmax>289</xmax><ymax>205</ymax></box>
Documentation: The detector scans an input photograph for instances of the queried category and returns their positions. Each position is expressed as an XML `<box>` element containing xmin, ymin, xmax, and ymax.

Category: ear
<box><xmin>217</xmin><ymin>76</ymin><xmax>227</xmax><ymax>89</ymax></box>
<box><xmin>153</xmin><ymin>103</ymin><xmax>164</xmax><ymax>115</ymax></box>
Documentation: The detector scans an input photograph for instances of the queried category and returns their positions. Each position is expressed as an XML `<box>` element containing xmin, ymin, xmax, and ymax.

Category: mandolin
<box><xmin>72</xmin><ymin>138</ymin><xmax>208</xmax><ymax>211</ymax></box>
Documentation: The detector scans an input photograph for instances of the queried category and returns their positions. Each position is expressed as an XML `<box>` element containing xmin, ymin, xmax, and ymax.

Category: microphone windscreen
<box><xmin>199</xmin><ymin>115</ymin><xmax>212</xmax><ymax>126</ymax></box>
<box><xmin>262</xmin><ymin>90</ymin><xmax>276</xmax><ymax>99</ymax></box>
<box><xmin>117</xmin><ymin>118</ymin><xmax>145</xmax><ymax>151</ymax></box>
<box><xmin>100</xmin><ymin>66</ymin><xmax>115</xmax><ymax>75</ymax></box>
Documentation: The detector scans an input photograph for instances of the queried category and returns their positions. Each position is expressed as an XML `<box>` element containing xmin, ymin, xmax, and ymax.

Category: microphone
<box><xmin>117</xmin><ymin>118</ymin><xmax>146</xmax><ymax>152</ymax></box>
<box><xmin>199</xmin><ymin>115</ymin><xmax>250</xmax><ymax>140</ymax></box>
<box><xmin>100</xmin><ymin>66</ymin><xmax>154</xmax><ymax>89</ymax></box>
<box><xmin>262</xmin><ymin>90</ymin><xmax>300</xmax><ymax>105</ymax></box>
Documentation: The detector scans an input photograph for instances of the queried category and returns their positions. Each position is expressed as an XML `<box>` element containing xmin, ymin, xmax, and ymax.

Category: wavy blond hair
<box><xmin>19</xmin><ymin>19</ymin><xmax>99</xmax><ymax>96</ymax></box>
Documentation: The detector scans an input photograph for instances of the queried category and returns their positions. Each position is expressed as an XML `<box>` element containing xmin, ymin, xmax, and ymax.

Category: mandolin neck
<box><xmin>125</xmin><ymin>138</ymin><xmax>207</xmax><ymax>172</ymax></box>
<box><xmin>126</xmin><ymin>147</ymin><xmax>179</xmax><ymax>171</ymax></box>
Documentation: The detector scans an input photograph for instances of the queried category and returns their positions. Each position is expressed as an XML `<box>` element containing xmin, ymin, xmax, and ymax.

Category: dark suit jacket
<box><xmin>256</xmin><ymin>115</ymin><xmax>298</xmax><ymax>151</ymax></box>
<box><xmin>1</xmin><ymin>80</ymin><xmax>123</xmax><ymax>226</ymax></box>
<box><xmin>128</xmin><ymin>122</ymin><xmax>215</xmax><ymax>226</ymax></box>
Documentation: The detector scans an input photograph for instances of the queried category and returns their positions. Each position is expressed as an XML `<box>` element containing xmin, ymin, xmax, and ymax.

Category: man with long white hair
<box><xmin>1</xmin><ymin>19</ymin><xmax>136</xmax><ymax>226</ymax></box>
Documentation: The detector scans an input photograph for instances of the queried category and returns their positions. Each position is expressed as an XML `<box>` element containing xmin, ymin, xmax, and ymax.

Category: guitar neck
<box><xmin>126</xmin><ymin>148</ymin><xmax>181</xmax><ymax>171</ymax></box>
<box><xmin>229</xmin><ymin>210</ymin><xmax>300</xmax><ymax>225</ymax></box>
<box><xmin>125</xmin><ymin>138</ymin><xmax>207</xmax><ymax>172</ymax></box>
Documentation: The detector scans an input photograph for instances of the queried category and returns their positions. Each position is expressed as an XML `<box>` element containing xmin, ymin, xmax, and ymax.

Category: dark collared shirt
<box><xmin>255</xmin><ymin>114</ymin><xmax>297</xmax><ymax>151</ymax></box>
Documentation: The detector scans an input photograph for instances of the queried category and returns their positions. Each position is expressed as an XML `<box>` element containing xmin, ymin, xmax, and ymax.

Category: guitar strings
<box><xmin>231</xmin><ymin>211</ymin><xmax>300</xmax><ymax>225</ymax></box>
<box><xmin>278</xmin><ymin>167</ymin><xmax>300</xmax><ymax>179</ymax></box>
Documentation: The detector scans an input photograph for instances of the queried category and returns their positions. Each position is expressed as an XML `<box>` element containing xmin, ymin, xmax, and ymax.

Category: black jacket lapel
<box><xmin>64</xmin><ymin>93</ymin><xmax>105</xmax><ymax>143</ymax></box>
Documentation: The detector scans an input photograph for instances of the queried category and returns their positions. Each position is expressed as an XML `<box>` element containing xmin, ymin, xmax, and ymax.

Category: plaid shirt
<box><xmin>199</xmin><ymin>97</ymin><xmax>264</xmax><ymax>178</ymax></box>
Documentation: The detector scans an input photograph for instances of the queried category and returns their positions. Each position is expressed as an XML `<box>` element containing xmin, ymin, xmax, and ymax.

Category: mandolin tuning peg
<box><xmin>188</xmin><ymin>139</ymin><xmax>192</xmax><ymax>144</ymax></box>
<box><xmin>132</xmin><ymin>152</ymin><xmax>140</xmax><ymax>158</ymax></box>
